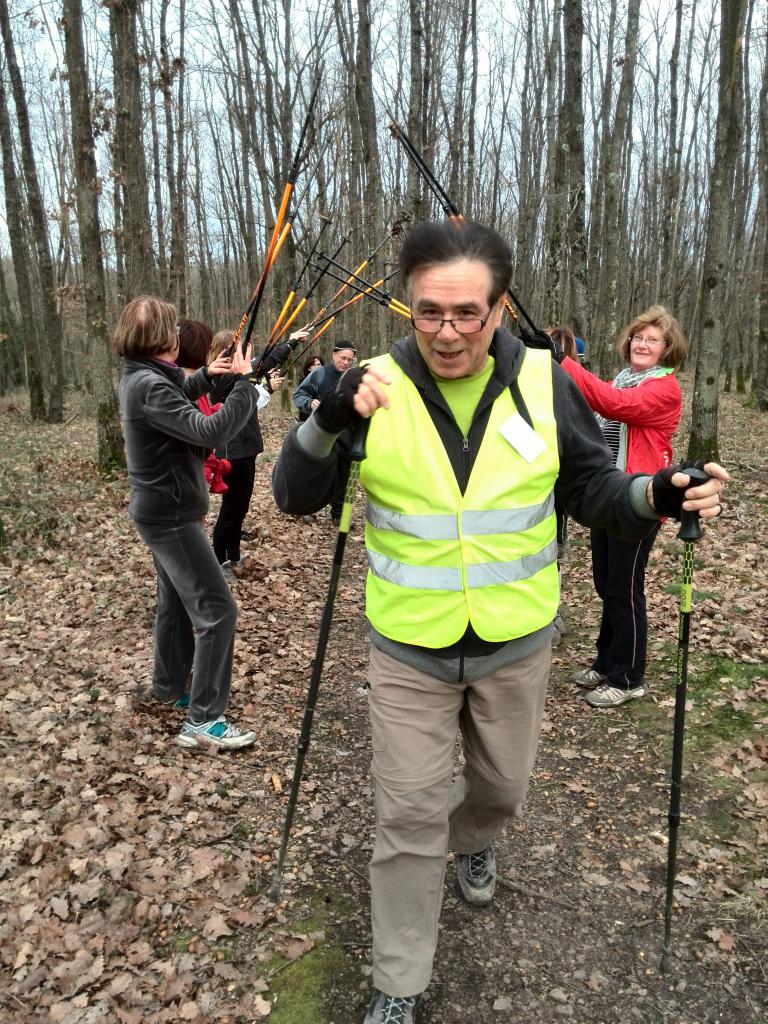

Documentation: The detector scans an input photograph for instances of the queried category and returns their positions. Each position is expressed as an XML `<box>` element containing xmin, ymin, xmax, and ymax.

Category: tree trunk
<box><xmin>752</xmin><ymin>14</ymin><xmax>768</xmax><ymax>411</ymax></box>
<box><xmin>0</xmin><ymin>0</ymin><xmax>65</xmax><ymax>421</ymax></box>
<box><xmin>593</xmin><ymin>0</ymin><xmax>640</xmax><ymax>376</ymax></box>
<box><xmin>355</xmin><ymin>1</ymin><xmax>383</xmax><ymax>236</ymax></box>
<box><xmin>688</xmin><ymin>0</ymin><xmax>748</xmax><ymax>459</ymax></box>
<box><xmin>407</xmin><ymin>0</ymin><xmax>427</xmax><ymax>221</ymax></box>
<box><xmin>62</xmin><ymin>0</ymin><xmax>125</xmax><ymax>473</ymax></box>
<box><xmin>108</xmin><ymin>0</ymin><xmax>159</xmax><ymax>300</ymax></box>
<box><xmin>0</xmin><ymin>71</ymin><xmax>45</xmax><ymax>417</ymax></box>
<box><xmin>562</xmin><ymin>0</ymin><xmax>588</xmax><ymax>337</ymax></box>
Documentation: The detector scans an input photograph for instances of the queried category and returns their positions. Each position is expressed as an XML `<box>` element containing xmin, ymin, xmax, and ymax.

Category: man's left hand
<box><xmin>647</xmin><ymin>461</ymin><xmax>730</xmax><ymax>519</ymax></box>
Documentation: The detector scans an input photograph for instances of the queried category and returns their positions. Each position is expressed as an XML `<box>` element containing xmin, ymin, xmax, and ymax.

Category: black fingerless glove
<box><xmin>314</xmin><ymin>366</ymin><xmax>366</xmax><ymax>433</ymax></box>
<box><xmin>651</xmin><ymin>460</ymin><xmax>706</xmax><ymax>519</ymax></box>
<box><xmin>519</xmin><ymin>327</ymin><xmax>563</xmax><ymax>362</ymax></box>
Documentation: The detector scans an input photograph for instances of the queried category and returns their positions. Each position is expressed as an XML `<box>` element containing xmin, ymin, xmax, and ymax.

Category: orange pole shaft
<box><xmin>273</xmin><ymin>296</ymin><xmax>308</xmax><ymax>344</ymax></box>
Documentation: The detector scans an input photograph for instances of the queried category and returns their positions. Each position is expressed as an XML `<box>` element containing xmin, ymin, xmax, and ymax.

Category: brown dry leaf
<box><xmin>718</xmin><ymin>932</ymin><xmax>737</xmax><ymax>952</ymax></box>
<box><xmin>274</xmin><ymin>933</ymin><xmax>314</xmax><ymax>961</ymax></box>
<box><xmin>50</xmin><ymin>895</ymin><xmax>70</xmax><ymax>920</ymax></box>
<box><xmin>203</xmin><ymin>913</ymin><xmax>233</xmax><ymax>940</ymax></box>
<box><xmin>271</xmin><ymin>772</ymin><xmax>283</xmax><ymax>793</ymax></box>
<box><xmin>252</xmin><ymin>994</ymin><xmax>273</xmax><ymax>1019</ymax></box>
<box><xmin>230</xmin><ymin>908</ymin><xmax>266</xmax><ymax>928</ymax></box>
<box><xmin>586</xmin><ymin>973</ymin><xmax>602</xmax><ymax>992</ymax></box>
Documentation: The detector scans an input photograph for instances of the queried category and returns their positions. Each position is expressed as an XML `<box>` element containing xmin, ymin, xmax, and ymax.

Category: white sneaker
<box><xmin>176</xmin><ymin>716</ymin><xmax>256</xmax><ymax>749</ymax></box>
<box><xmin>585</xmin><ymin>682</ymin><xmax>647</xmax><ymax>708</ymax></box>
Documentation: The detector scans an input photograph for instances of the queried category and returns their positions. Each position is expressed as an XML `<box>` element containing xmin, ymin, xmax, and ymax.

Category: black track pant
<box><xmin>212</xmin><ymin>456</ymin><xmax>256</xmax><ymax>564</ymax></box>
<box><xmin>589</xmin><ymin>523</ymin><xmax>660</xmax><ymax>689</ymax></box>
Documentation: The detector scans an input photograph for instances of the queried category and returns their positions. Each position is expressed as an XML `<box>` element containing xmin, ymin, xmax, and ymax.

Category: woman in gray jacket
<box><xmin>115</xmin><ymin>296</ymin><xmax>261</xmax><ymax>750</ymax></box>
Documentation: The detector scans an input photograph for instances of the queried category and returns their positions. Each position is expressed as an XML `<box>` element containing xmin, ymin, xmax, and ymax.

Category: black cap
<box><xmin>333</xmin><ymin>342</ymin><xmax>356</xmax><ymax>353</ymax></box>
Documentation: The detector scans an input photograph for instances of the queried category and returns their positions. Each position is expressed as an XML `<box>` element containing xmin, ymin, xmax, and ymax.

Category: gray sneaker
<box><xmin>456</xmin><ymin>846</ymin><xmax>496</xmax><ymax>906</ymax></box>
<box><xmin>176</xmin><ymin>716</ymin><xmax>256</xmax><ymax>749</ymax></box>
<box><xmin>585</xmin><ymin>681</ymin><xmax>647</xmax><ymax>708</ymax></box>
<box><xmin>569</xmin><ymin>667</ymin><xmax>607</xmax><ymax>690</ymax></box>
<box><xmin>363</xmin><ymin>990</ymin><xmax>418</xmax><ymax>1024</ymax></box>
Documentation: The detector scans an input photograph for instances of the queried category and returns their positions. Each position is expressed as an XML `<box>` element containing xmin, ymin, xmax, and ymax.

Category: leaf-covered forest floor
<box><xmin>1</xmin><ymin>374</ymin><xmax>766</xmax><ymax>1024</ymax></box>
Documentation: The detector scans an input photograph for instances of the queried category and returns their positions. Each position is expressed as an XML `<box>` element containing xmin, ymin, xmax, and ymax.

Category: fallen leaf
<box><xmin>203</xmin><ymin>914</ymin><xmax>233</xmax><ymax>940</ymax></box>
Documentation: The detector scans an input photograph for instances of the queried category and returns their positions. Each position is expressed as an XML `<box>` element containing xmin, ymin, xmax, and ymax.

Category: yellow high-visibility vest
<box><xmin>360</xmin><ymin>348</ymin><xmax>560</xmax><ymax>647</ymax></box>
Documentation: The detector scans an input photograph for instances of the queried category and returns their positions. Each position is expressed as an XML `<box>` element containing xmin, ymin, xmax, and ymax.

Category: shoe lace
<box><xmin>208</xmin><ymin>718</ymin><xmax>240</xmax><ymax>739</ymax></box>
<box><xmin>467</xmin><ymin>850</ymin><xmax>490</xmax><ymax>882</ymax></box>
<box><xmin>381</xmin><ymin>996</ymin><xmax>416</xmax><ymax>1023</ymax></box>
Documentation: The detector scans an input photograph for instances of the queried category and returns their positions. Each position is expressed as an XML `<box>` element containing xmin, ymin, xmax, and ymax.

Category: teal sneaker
<box><xmin>176</xmin><ymin>716</ymin><xmax>256</xmax><ymax>750</ymax></box>
<box><xmin>153</xmin><ymin>692</ymin><xmax>191</xmax><ymax>709</ymax></box>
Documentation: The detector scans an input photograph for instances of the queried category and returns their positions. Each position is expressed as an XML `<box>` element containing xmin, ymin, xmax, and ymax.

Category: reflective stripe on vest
<box><xmin>367</xmin><ymin>537</ymin><xmax>558</xmax><ymax>592</ymax></box>
<box><xmin>360</xmin><ymin>348</ymin><xmax>560</xmax><ymax>646</ymax></box>
<box><xmin>366</xmin><ymin>492</ymin><xmax>555</xmax><ymax>540</ymax></box>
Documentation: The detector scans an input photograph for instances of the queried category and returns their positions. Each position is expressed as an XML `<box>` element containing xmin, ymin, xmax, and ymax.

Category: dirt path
<box><xmin>0</xmin><ymin>385</ymin><xmax>766</xmax><ymax>1023</ymax></box>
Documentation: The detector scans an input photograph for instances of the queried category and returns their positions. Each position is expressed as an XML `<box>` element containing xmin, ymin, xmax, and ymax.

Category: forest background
<box><xmin>0</xmin><ymin>0</ymin><xmax>766</xmax><ymax>471</ymax></box>
<box><xmin>1</xmin><ymin>2</ymin><xmax>768</xmax><ymax>1022</ymax></box>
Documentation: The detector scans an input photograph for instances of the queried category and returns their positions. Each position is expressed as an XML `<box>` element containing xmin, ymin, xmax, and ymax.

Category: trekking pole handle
<box><xmin>676</xmin><ymin>463</ymin><xmax>710</xmax><ymax>542</ymax></box>
<box><xmin>350</xmin><ymin>415</ymin><xmax>370</xmax><ymax>462</ymax></box>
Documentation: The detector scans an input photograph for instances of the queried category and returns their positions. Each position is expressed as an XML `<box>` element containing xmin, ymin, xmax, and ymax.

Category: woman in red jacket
<box><xmin>560</xmin><ymin>306</ymin><xmax>688</xmax><ymax>707</ymax></box>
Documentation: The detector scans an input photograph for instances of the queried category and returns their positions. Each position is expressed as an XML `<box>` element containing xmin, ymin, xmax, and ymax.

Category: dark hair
<box><xmin>113</xmin><ymin>295</ymin><xmax>177</xmax><ymax>358</ymax></box>
<box><xmin>399</xmin><ymin>220</ymin><xmax>512</xmax><ymax>305</ymax></box>
<box><xmin>177</xmin><ymin>319</ymin><xmax>213</xmax><ymax>370</ymax></box>
<box><xmin>546</xmin><ymin>324</ymin><xmax>577</xmax><ymax>361</ymax></box>
<box><xmin>302</xmin><ymin>355</ymin><xmax>322</xmax><ymax>379</ymax></box>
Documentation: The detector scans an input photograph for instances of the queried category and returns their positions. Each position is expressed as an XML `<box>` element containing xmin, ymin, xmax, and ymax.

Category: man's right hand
<box><xmin>352</xmin><ymin>366</ymin><xmax>391</xmax><ymax>418</ymax></box>
<box><xmin>314</xmin><ymin>365</ymin><xmax>391</xmax><ymax>433</ymax></box>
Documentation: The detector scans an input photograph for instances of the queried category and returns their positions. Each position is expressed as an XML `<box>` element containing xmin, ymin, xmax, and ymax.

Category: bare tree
<box><xmin>688</xmin><ymin>0</ymin><xmax>748</xmax><ymax>459</ymax></box>
<box><xmin>753</xmin><ymin>16</ymin><xmax>768</xmax><ymax>412</ymax></box>
<box><xmin>592</xmin><ymin>0</ymin><xmax>641</xmax><ymax>375</ymax></box>
<box><xmin>62</xmin><ymin>0</ymin><xmax>125</xmax><ymax>473</ymax></box>
<box><xmin>108</xmin><ymin>0</ymin><xmax>158</xmax><ymax>301</ymax></box>
<box><xmin>0</xmin><ymin>0</ymin><xmax>65</xmax><ymax>420</ymax></box>
<box><xmin>0</xmin><ymin>68</ymin><xmax>44</xmax><ymax>417</ymax></box>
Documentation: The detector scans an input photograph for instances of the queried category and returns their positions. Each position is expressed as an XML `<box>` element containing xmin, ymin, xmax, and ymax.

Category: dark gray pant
<box><xmin>135</xmin><ymin>518</ymin><xmax>238</xmax><ymax>723</ymax></box>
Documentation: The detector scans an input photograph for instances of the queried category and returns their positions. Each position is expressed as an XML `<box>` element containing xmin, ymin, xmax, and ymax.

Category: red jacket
<box><xmin>560</xmin><ymin>356</ymin><xmax>682</xmax><ymax>474</ymax></box>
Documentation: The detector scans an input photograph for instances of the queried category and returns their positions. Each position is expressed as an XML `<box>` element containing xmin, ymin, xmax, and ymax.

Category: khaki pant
<box><xmin>367</xmin><ymin>642</ymin><xmax>551</xmax><ymax>996</ymax></box>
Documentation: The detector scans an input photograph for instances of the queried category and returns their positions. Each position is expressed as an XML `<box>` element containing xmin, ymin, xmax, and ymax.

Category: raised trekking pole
<box><xmin>270</xmin><ymin>419</ymin><xmax>369</xmax><ymax>903</ymax></box>
<box><xmin>660</xmin><ymin>463</ymin><xmax>710</xmax><ymax>973</ymax></box>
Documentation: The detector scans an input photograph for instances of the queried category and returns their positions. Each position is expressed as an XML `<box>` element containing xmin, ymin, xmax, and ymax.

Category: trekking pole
<box><xmin>386</xmin><ymin>111</ymin><xmax>541</xmax><ymax>333</ymax></box>
<box><xmin>269</xmin><ymin>419</ymin><xmax>369</xmax><ymax>903</ymax></box>
<box><xmin>660</xmin><ymin>463</ymin><xmax>710</xmax><ymax>973</ymax></box>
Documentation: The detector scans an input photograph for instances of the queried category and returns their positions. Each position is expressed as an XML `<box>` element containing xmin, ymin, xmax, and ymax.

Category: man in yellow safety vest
<box><xmin>273</xmin><ymin>220</ymin><xmax>728</xmax><ymax>1024</ymax></box>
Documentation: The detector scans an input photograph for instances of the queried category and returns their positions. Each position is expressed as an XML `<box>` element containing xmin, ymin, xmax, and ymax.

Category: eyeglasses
<box><xmin>630</xmin><ymin>334</ymin><xmax>665</xmax><ymax>347</ymax></box>
<box><xmin>410</xmin><ymin>313</ymin><xmax>491</xmax><ymax>336</ymax></box>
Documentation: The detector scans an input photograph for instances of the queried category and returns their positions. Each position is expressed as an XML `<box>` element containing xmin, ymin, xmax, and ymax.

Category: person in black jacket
<box><xmin>116</xmin><ymin>296</ymin><xmax>262</xmax><ymax>751</ymax></box>
<box><xmin>292</xmin><ymin>342</ymin><xmax>357</xmax><ymax>521</ymax></box>
<box><xmin>207</xmin><ymin>328</ymin><xmax>284</xmax><ymax>578</ymax></box>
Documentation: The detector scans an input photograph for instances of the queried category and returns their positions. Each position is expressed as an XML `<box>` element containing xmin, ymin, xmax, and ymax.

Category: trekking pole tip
<box><xmin>268</xmin><ymin>875</ymin><xmax>282</xmax><ymax>904</ymax></box>
<box><xmin>659</xmin><ymin>947</ymin><xmax>672</xmax><ymax>974</ymax></box>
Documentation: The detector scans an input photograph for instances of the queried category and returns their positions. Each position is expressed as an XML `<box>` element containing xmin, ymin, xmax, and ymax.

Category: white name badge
<box><xmin>498</xmin><ymin>413</ymin><xmax>547</xmax><ymax>463</ymax></box>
